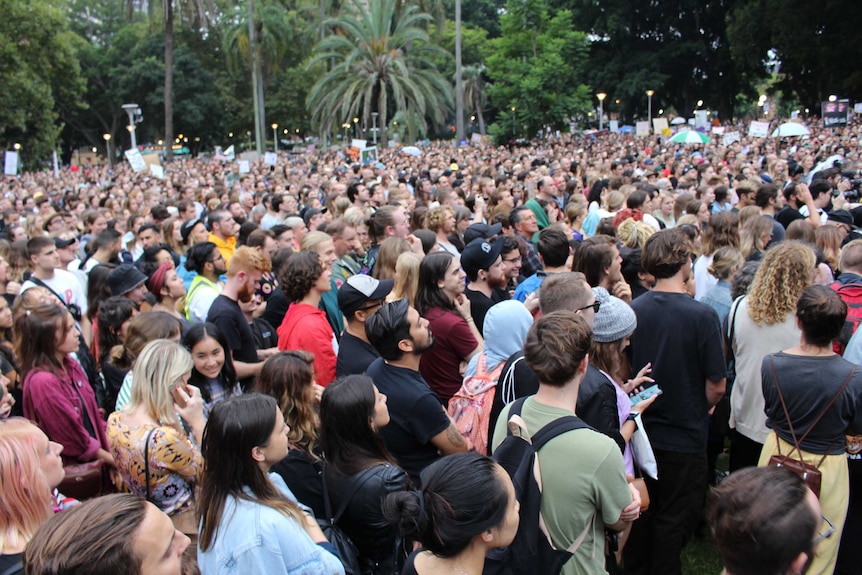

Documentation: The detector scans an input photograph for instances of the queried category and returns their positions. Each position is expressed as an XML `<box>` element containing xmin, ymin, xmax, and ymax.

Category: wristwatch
<box><xmin>627</xmin><ymin>411</ymin><xmax>640</xmax><ymax>429</ymax></box>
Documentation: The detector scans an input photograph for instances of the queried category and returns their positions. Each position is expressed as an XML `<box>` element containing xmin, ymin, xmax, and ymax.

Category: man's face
<box><xmin>575</xmin><ymin>281</ymin><xmax>597</xmax><ymax>327</ymax></box>
<box><xmin>308</xmin><ymin>213</ymin><xmax>325</xmax><ymax>231</ymax></box>
<box><xmin>405</xmin><ymin>306</ymin><xmax>434</xmax><ymax>354</ymax></box>
<box><xmin>388</xmin><ymin>207</ymin><xmax>409</xmax><ymax>239</ymax></box>
<box><xmin>33</xmin><ymin>246</ymin><xmax>61</xmax><ymax>272</ymax></box>
<box><xmin>238</xmin><ymin>270</ymin><xmax>263</xmax><ymax>303</ymax></box>
<box><xmin>209</xmin><ymin>249</ymin><xmax>227</xmax><ymax>275</ymax></box>
<box><xmin>229</xmin><ymin>203</ymin><xmax>245</xmax><ymax>221</ymax></box>
<box><xmin>216</xmin><ymin>216</ymin><xmax>238</xmax><ymax>238</ymax></box>
<box><xmin>333</xmin><ymin>226</ymin><xmax>357</xmax><ymax>258</ymax></box>
<box><xmin>500</xmin><ymin>249</ymin><xmax>522</xmax><ymax>280</ymax></box>
<box><xmin>482</xmin><ymin>256</ymin><xmax>506</xmax><ymax>289</ymax></box>
<box><xmin>356</xmin><ymin>185</ymin><xmax>370</xmax><ymax>202</ymax></box>
<box><xmin>275</xmin><ymin>230</ymin><xmax>294</xmax><ymax>249</ymax></box>
<box><xmin>607</xmin><ymin>245</ymin><xmax>622</xmax><ymax>283</ymax></box>
<box><xmin>182</xmin><ymin>204</ymin><xmax>197</xmax><ymax>220</ymax></box>
<box><xmin>139</xmin><ymin>228</ymin><xmax>160</xmax><ymax>249</ymax></box>
<box><xmin>516</xmin><ymin>210</ymin><xmax>539</xmax><ymax>235</ymax></box>
<box><xmin>126</xmin><ymin>284</ymin><xmax>149</xmax><ymax>306</ymax></box>
<box><xmin>441</xmin><ymin>210</ymin><xmax>456</xmax><ymax>234</ymax></box>
<box><xmin>316</xmin><ymin>240</ymin><xmax>337</xmax><ymax>268</ymax></box>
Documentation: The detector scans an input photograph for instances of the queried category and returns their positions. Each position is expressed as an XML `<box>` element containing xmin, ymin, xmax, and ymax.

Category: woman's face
<box><xmin>191</xmin><ymin>335</ymin><xmax>225</xmax><ymax>381</ymax></box>
<box><xmin>191</xmin><ymin>222</ymin><xmax>209</xmax><ymax>245</ymax></box>
<box><xmin>697</xmin><ymin>203</ymin><xmax>710</xmax><ymax>223</ymax></box>
<box><xmin>0</xmin><ymin>298</ymin><xmax>12</xmax><ymax>330</ymax></box>
<box><xmin>371</xmin><ymin>385</ymin><xmax>390</xmax><ymax>429</ymax></box>
<box><xmin>134</xmin><ymin>503</ymin><xmax>190</xmax><ymax>575</ymax></box>
<box><xmin>163</xmin><ymin>269</ymin><xmax>186</xmax><ymax>300</ymax></box>
<box><xmin>33</xmin><ymin>426</ymin><xmax>65</xmax><ymax>488</ymax></box>
<box><xmin>55</xmin><ymin>314</ymin><xmax>79</xmax><ymax>356</ymax></box>
<box><xmin>256</xmin><ymin>406</ymin><xmax>290</xmax><ymax>469</ymax></box>
<box><xmin>171</xmin><ymin>221</ymin><xmax>183</xmax><ymax>243</ymax></box>
<box><xmin>661</xmin><ymin>197</ymin><xmax>674</xmax><ymax>216</ymax></box>
<box><xmin>489</xmin><ymin>464</ymin><xmax>520</xmax><ymax>548</ymax></box>
<box><xmin>314</xmin><ymin>265</ymin><xmax>332</xmax><ymax>294</ymax></box>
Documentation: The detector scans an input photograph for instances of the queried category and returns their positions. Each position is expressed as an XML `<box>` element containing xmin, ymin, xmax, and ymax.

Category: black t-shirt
<box><xmin>629</xmin><ymin>291</ymin><xmax>726</xmax><ymax>453</ymax></box>
<box><xmin>207</xmin><ymin>295</ymin><xmax>259</xmax><ymax>388</ymax></box>
<box><xmin>365</xmin><ymin>358</ymin><xmax>450</xmax><ymax>483</ymax></box>
<box><xmin>0</xmin><ymin>553</ymin><xmax>23</xmax><ymax>575</ymax></box>
<box><xmin>271</xmin><ymin>448</ymin><xmax>325</xmax><ymax>518</ymax></box>
<box><xmin>261</xmin><ymin>288</ymin><xmax>290</xmax><ymax>329</ymax></box>
<box><xmin>488</xmin><ymin>351</ymin><xmax>540</xmax><ymax>452</ymax></box>
<box><xmin>776</xmin><ymin>205</ymin><xmax>805</xmax><ymax>229</ymax></box>
<box><xmin>464</xmin><ymin>287</ymin><xmax>509</xmax><ymax>335</ymax></box>
<box><xmin>250</xmin><ymin>317</ymin><xmax>278</xmax><ymax>350</ymax></box>
<box><xmin>336</xmin><ymin>331</ymin><xmax>380</xmax><ymax>377</ymax></box>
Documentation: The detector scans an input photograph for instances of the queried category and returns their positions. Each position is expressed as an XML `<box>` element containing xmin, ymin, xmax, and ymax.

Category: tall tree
<box><xmin>124</xmin><ymin>0</ymin><xmax>214</xmax><ymax>161</ymax></box>
<box><xmin>307</xmin><ymin>0</ymin><xmax>453</xmax><ymax>147</ymax></box>
<box><xmin>462</xmin><ymin>64</ymin><xmax>487</xmax><ymax>134</ymax></box>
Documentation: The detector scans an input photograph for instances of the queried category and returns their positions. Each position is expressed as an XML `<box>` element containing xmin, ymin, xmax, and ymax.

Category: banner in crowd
<box><xmin>694</xmin><ymin>111</ymin><xmax>709</xmax><ymax>130</ymax></box>
<box><xmin>149</xmin><ymin>164</ymin><xmax>164</xmax><ymax>179</ymax></box>
<box><xmin>652</xmin><ymin>118</ymin><xmax>669</xmax><ymax>136</ymax></box>
<box><xmin>723</xmin><ymin>131</ymin><xmax>741</xmax><ymax>145</ymax></box>
<box><xmin>609</xmin><ymin>120</ymin><xmax>619</xmax><ymax>134</ymax></box>
<box><xmin>360</xmin><ymin>146</ymin><xmax>378</xmax><ymax>165</ymax></box>
<box><xmin>711</xmin><ymin>126</ymin><xmax>725</xmax><ymax>135</ymax></box>
<box><xmin>748</xmin><ymin>121</ymin><xmax>770</xmax><ymax>138</ymax></box>
<box><xmin>4</xmin><ymin>151</ymin><xmax>18</xmax><ymax>176</ymax></box>
<box><xmin>125</xmin><ymin>148</ymin><xmax>146</xmax><ymax>172</ymax></box>
<box><xmin>264</xmin><ymin>152</ymin><xmax>278</xmax><ymax>166</ymax></box>
<box><xmin>855</xmin><ymin>103</ymin><xmax>862</xmax><ymax>114</ymax></box>
<box><xmin>238</xmin><ymin>160</ymin><xmax>250</xmax><ymax>174</ymax></box>
<box><xmin>822</xmin><ymin>100</ymin><xmax>850</xmax><ymax>127</ymax></box>
<box><xmin>636</xmin><ymin>121</ymin><xmax>650</xmax><ymax>136</ymax></box>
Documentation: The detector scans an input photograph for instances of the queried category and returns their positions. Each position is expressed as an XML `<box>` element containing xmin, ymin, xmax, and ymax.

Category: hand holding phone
<box><xmin>630</xmin><ymin>385</ymin><xmax>662</xmax><ymax>406</ymax></box>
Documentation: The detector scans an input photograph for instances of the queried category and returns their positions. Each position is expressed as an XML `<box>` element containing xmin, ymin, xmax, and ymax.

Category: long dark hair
<box><xmin>14</xmin><ymin>304</ymin><xmax>70</xmax><ymax>376</ymax></box>
<box><xmin>383</xmin><ymin>452</ymin><xmax>509</xmax><ymax>558</ymax></box>
<box><xmin>256</xmin><ymin>351</ymin><xmax>317</xmax><ymax>451</ymax></box>
<box><xmin>96</xmin><ymin>297</ymin><xmax>136</xmax><ymax>365</ymax></box>
<box><xmin>415</xmin><ymin>251</ymin><xmax>457</xmax><ymax>315</ymax></box>
<box><xmin>198</xmin><ymin>393</ymin><xmax>303</xmax><ymax>551</ymax></box>
<box><xmin>86</xmin><ymin>263</ymin><xmax>116</xmax><ymax>324</ymax></box>
<box><xmin>182</xmin><ymin>322</ymin><xmax>238</xmax><ymax>403</ymax></box>
<box><xmin>319</xmin><ymin>375</ymin><xmax>396</xmax><ymax>476</ymax></box>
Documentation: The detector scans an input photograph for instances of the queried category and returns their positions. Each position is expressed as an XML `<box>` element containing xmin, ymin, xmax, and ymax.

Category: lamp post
<box><xmin>597</xmin><ymin>93</ymin><xmax>607</xmax><ymax>131</ymax></box>
<box><xmin>511</xmin><ymin>106</ymin><xmax>516</xmax><ymax>135</ymax></box>
<box><xmin>353</xmin><ymin>117</ymin><xmax>359</xmax><ymax>139</ymax></box>
<box><xmin>103</xmin><ymin>133</ymin><xmax>112</xmax><ymax>168</ymax></box>
<box><xmin>121</xmin><ymin>103</ymin><xmax>140</xmax><ymax>149</ymax></box>
<box><xmin>271</xmin><ymin>123</ymin><xmax>278</xmax><ymax>152</ymax></box>
<box><xmin>372</xmin><ymin>112</ymin><xmax>379</xmax><ymax>145</ymax></box>
<box><xmin>646</xmin><ymin>90</ymin><xmax>654</xmax><ymax>125</ymax></box>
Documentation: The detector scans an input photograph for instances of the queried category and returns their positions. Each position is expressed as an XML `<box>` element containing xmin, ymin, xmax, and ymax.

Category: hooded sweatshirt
<box><xmin>524</xmin><ymin>198</ymin><xmax>551</xmax><ymax>243</ymax></box>
<box><xmin>464</xmin><ymin>300</ymin><xmax>533</xmax><ymax>378</ymax></box>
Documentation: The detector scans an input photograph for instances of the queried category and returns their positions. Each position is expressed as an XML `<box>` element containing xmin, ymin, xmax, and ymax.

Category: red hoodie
<box><xmin>277</xmin><ymin>302</ymin><xmax>337</xmax><ymax>386</ymax></box>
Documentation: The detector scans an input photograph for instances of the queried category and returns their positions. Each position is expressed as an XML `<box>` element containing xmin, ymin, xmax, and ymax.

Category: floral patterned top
<box><xmin>106</xmin><ymin>415</ymin><xmax>202</xmax><ymax>517</ymax></box>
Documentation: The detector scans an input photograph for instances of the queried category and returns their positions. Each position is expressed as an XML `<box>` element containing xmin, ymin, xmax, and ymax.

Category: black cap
<box><xmin>463</xmin><ymin>222</ymin><xmax>503</xmax><ymax>245</ymax></box>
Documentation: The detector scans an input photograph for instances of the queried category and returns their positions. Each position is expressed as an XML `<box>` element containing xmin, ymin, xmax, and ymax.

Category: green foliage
<box><xmin>307</xmin><ymin>0</ymin><xmax>454</xmax><ymax>146</ymax></box>
<box><xmin>442</xmin><ymin>0</ymin><xmax>502</xmax><ymax>38</ymax></box>
<box><xmin>484</xmin><ymin>1</ymin><xmax>591</xmax><ymax>141</ymax></box>
<box><xmin>0</xmin><ymin>0</ymin><xmax>86</xmax><ymax>163</ymax></box>
<box><xmin>428</xmin><ymin>19</ymin><xmax>488</xmax><ymax>81</ymax></box>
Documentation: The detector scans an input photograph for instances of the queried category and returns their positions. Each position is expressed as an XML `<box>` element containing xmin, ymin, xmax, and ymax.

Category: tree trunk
<box><xmin>476</xmin><ymin>94</ymin><xmax>486</xmax><ymax>135</ymax></box>
<box><xmin>454</xmin><ymin>0</ymin><xmax>464</xmax><ymax>142</ymax></box>
<box><xmin>379</xmin><ymin>87</ymin><xmax>388</xmax><ymax>148</ymax></box>
<box><xmin>248</xmin><ymin>0</ymin><xmax>263</xmax><ymax>154</ymax></box>
<box><xmin>164</xmin><ymin>1</ymin><xmax>174</xmax><ymax>162</ymax></box>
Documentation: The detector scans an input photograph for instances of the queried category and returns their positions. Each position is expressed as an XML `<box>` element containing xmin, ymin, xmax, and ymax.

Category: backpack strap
<box><xmin>499</xmin><ymin>355</ymin><xmax>526</xmax><ymax>407</ymax></box>
<box><xmin>531</xmin><ymin>416</ymin><xmax>589</xmax><ymax>451</ymax></box>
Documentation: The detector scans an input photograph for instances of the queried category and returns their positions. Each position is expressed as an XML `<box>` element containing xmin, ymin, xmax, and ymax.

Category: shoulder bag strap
<box><xmin>69</xmin><ymin>375</ymin><xmax>97</xmax><ymax>439</ymax></box>
<box><xmin>727</xmin><ymin>295</ymin><xmax>744</xmax><ymax>343</ymax></box>
<box><xmin>144</xmin><ymin>427</ymin><xmax>157</xmax><ymax>501</ymax></box>
<box><xmin>27</xmin><ymin>276</ymin><xmax>68</xmax><ymax>309</ymax></box>
<box><xmin>770</xmin><ymin>356</ymin><xmax>856</xmax><ymax>462</ymax></box>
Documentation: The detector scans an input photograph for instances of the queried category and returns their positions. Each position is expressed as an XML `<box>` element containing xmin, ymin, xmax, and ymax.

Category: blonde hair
<box><xmin>605</xmin><ymin>190</ymin><xmax>625</xmax><ymax>212</ymax></box>
<box><xmin>390</xmin><ymin>252</ymin><xmax>423</xmax><ymax>307</ymax></box>
<box><xmin>127</xmin><ymin>339</ymin><xmax>193</xmax><ymax>428</ymax></box>
<box><xmin>708</xmin><ymin>247</ymin><xmax>744</xmax><ymax>280</ymax></box>
<box><xmin>736</xmin><ymin>205</ymin><xmax>761</xmax><ymax>229</ymax></box>
<box><xmin>747</xmin><ymin>241</ymin><xmax>814</xmax><ymax>325</ymax></box>
<box><xmin>0</xmin><ymin>418</ymin><xmax>54</xmax><ymax>552</ymax></box>
<box><xmin>739</xmin><ymin>215</ymin><xmax>774</xmax><ymax>259</ymax></box>
<box><xmin>299</xmin><ymin>231</ymin><xmax>332</xmax><ymax>253</ymax></box>
<box><xmin>815</xmin><ymin>225</ymin><xmax>843</xmax><ymax>272</ymax></box>
<box><xmin>617</xmin><ymin>218</ymin><xmax>655</xmax><ymax>249</ymax></box>
<box><xmin>374</xmin><ymin>237</ymin><xmax>411</xmax><ymax>280</ymax></box>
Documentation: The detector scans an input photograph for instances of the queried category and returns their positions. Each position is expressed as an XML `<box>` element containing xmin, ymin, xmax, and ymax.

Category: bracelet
<box><xmin>465</xmin><ymin>317</ymin><xmax>475</xmax><ymax>323</ymax></box>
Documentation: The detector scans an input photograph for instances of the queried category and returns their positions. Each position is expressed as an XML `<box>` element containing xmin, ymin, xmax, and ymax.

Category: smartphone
<box><xmin>630</xmin><ymin>385</ymin><xmax>662</xmax><ymax>406</ymax></box>
<box><xmin>171</xmin><ymin>382</ymin><xmax>191</xmax><ymax>409</ymax></box>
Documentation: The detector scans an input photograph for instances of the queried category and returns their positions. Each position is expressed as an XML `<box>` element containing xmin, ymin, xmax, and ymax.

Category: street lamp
<box><xmin>511</xmin><ymin>106</ymin><xmax>516</xmax><ymax>135</ymax></box>
<box><xmin>696</xmin><ymin>99</ymin><xmax>703</xmax><ymax>108</ymax></box>
<box><xmin>646</xmin><ymin>90</ymin><xmax>655</xmax><ymax>124</ymax></box>
<box><xmin>372</xmin><ymin>112</ymin><xmax>379</xmax><ymax>145</ymax></box>
<box><xmin>271</xmin><ymin>123</ymin><xmax>278</xmax><ymax>152</ymax></box>
<box><xmin>121</xmin><ymin>103</ymin><xmax>141</xmax><ymax>149</ymax></box>
<box><xmin>597</xmin><ymin>93</ymin><xmax>606</xmax><ymax>130</ymax></box>
<box><xmin>13</xmin><ymin>143</ymin><xmax>21</xmax><ymax>151</ymax></box>
<box><xmin>103</xmin><ymin>133</ymin><xmax>112</xmax><ymax>168</ymax></box>
<box><xmin>353</xmin><ymin>117</ymin><xmax>359</xmax><ymax>139</ymax></box>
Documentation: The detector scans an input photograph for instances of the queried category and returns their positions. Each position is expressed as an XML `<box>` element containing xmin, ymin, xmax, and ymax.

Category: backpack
<box><xmin>831</xmin><ymin>281</ymin><xmax>862</xmax><ymax>354</ymax></box>
<box><xmin>484</xmin><ymin>397</ymin><xmax>591</xmax><ymax>575</ymax></box>
<box><xmin>447</xmin><ymin>354</ymin><xmax>506</xmax><ymax>455</ymax></box>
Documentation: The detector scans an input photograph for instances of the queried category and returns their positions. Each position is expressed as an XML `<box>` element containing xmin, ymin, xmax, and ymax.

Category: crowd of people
<box><xmin>1</xmin><ymin>114</ymin><xmax>862</xmax><ymax>575</ymax></box>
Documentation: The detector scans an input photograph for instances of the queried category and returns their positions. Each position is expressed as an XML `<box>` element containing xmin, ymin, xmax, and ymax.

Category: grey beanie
<box><xmin>591</xmin><ymin>287</ymin><xmax>636</xmax><ymax>343</ymax></box>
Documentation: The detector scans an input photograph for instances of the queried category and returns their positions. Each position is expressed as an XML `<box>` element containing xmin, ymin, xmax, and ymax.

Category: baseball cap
<box><xmin>460</xmin><ymin>237</ymin><xmax>504</xmax><ymax>278</ymax></box>
<box><xmin>338</xmin><ymin>274</ymin><xmax>394</xmax><ymax>317</ymax></box>
<box><xmin>463</xmin><ymin>222</ymin><xmax>503</xmax><ymax>245</ymax></box>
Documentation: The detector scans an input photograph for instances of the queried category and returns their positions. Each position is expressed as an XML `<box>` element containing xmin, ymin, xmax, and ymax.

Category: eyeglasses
<box><xmin>813</xmin><ymin>515</ymin><xmax>835</xmax><ymax>547</ymax></box>
<box><xmin>356</xmin><ymin>300</ymin><xmax>384</xmax><ymax>312</ymax></box>
<box><xmin>576</xmin><ymin>301</ymin><xmax>601</xmax><ymax>314</ymax></box>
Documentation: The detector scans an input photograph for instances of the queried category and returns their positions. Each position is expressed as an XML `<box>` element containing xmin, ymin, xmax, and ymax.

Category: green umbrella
<box><xmin>669</xmin><ymin>130</ymin><xmax>711</xmax><ymax>144</ymax></box>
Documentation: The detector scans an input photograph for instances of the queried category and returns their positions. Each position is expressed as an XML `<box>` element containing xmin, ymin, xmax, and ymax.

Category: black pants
<box><xmin>728</xmin><ymin>430</ymin><xmax>763</xmax><ymax>472</ymax></box>
<box><xmin>836</xmin><ymin>457</ymin><xmax>862</xmax><ymax>575</ymax></box>
<box><xmin>622</xmin><ymin>449</ymin><xmax>707</xmax><ymax>575</ymax></box>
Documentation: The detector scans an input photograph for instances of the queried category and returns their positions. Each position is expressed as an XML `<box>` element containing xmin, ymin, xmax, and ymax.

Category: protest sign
<box><xmin>636</xmin><ymin>121</ymin><xmax>650</xmax><ymax>136</ymax></box>
<box><xmin>264</xmin><ymin>152</ymin><xmax>278</xmax><ymax>166</ymax></box>
<box><xmin>822</xmin><ymin>100</ymin><xmax>849</xmax><ymax>127</ymax></box>
<box><xmin>238</xmin><ymin>160</ymin><xmax>250</xmax><ymax>174</ymax></box>
<box><xmin>652</xmin><ymin>119</ymin><xmax>669</xmax><ymax>135</ymax></box>
<box><xmin>748</xmin><ymin>121</ymin><xmax>770</xmax><ymax>138</ymax></box>
<box><xmin>149</xmin><ymin>164</ymin><xmax>164</xmax><ymax>179</ymax></box>
<box><xmin>125</xmin><ymin>148</ymin><xmax>146</xmax><ymax>172</ymax></box>
<box><xmin>609</xmin><ymin>120</ymin><xmax>619</xmax><ymax>134</ymax></box>
<box><xmin>360</xmin><ymin>146</ymin><xmax>378</xmax><ymax>164</ymax></box>
<box><xmin>723</xmin><ymin>131</ymin><xmax>741</xmax><ymax>145</ymax></box>
<box><xmin>4</xmin><ymin>151</ymin><xmax>18</xmax><ymax>176</ymax></box>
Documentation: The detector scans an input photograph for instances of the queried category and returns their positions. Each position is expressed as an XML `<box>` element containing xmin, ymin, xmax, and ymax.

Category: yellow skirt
<box><xmin>758</xmin><ymin>433</ymin><xmax>849</xmax><ymax>575</ymax></box>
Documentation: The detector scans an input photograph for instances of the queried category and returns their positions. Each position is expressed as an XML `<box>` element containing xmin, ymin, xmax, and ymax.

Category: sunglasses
<box><xmin>576</xmin><ymin>301</ymin><xmax>601</xmax><ymax>314</ymax></box>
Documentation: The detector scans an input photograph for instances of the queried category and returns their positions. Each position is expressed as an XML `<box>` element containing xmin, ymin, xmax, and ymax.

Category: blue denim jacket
<box><xmin>198</xmin><ymin>474</ymin><xmax>345</xmax><ymax>575</ymax></box>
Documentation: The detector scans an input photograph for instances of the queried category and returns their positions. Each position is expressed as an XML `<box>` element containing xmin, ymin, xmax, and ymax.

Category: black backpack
<box><xmin>484</xmin><ymin>397</ymin><xmax>591</xmax><ymax>575</ymax></box>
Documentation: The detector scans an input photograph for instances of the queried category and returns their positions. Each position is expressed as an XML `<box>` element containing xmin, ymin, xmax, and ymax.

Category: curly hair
<box><xmin>747</xmin><ymin>241</ymin><xmax>814</xmax><ymax>325</ymax></box>
<box><xmin>256</xmin><ymin>351</ymin><xmax>318</xmax><ymax>451</ymax></box>
<box><xmin>282</xmin><ymin>250</ymin><xmax>323</xmax><ymax>302</ymax></box>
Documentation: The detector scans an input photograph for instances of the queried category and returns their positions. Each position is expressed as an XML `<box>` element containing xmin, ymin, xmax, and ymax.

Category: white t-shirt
<box><xmin>21</xmin><ymin>269</ymin><xmax>89</xmax><ymax>315</ymax></box>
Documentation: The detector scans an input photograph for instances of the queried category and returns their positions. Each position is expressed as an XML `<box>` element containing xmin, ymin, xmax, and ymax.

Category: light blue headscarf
<box><xmin>464</xmin><ymin>300</ymin><xmax>533</xmax><ymax>378</ymax></box>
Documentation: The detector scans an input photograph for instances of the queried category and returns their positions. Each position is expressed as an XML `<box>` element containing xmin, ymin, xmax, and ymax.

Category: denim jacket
<box><xmin>198</xmin><ymin>474</ymin><xmax>345</xmax><ymax>575</ymax></box>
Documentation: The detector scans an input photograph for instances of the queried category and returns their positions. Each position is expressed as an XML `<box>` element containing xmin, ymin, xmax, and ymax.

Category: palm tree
<box><xmin>125</xmin><ymin>0</ymin><xmax>213</xmax><ymax>161</ymax></box>
<box><xmin>306</xmin><ymin>0</ymin><xmax>453</xmax><ymax>147</ymax></box>
<box><xmin>462</xmin><ymin>65</ymin><xmax>487</xmax><ymax>134</ymax></box>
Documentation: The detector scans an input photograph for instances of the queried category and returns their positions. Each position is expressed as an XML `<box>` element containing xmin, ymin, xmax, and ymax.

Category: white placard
<box><xmin>722</xmin><ymin>131</ymin><xmax>741</xmax><ymax>145</ymax></box>
<box><xmin>636</xmin><ymin>121</ymin><xmax>650</xmax><ymax>137</ymax></box>
<box><xmin>470</xmin><ymin>133</ymin><xmax>483</xmax><ymax>144</ymax></box>
<box><xmin>855</xmin><ymin>103</ymin><xmax>862</xmax><ymax>114</ymax></box>
<box><xmin>238</xmin><ymin>160</ymin><xmax>250</xmax><ymax>174</ymax></box>
<box><xmin>4</xmin><ymin>151</ymin><xmax>18</xmax><ymax>176</ymax></box>
<box><xmin>609</xmin><ymin>120</ymin><xmax>619</xmax><ymax>134</ymax></box>
<box><xmin>652</xmin><ymin>119</ymin><xmax>669</xmax><ymax>134</ymax></box>
<box><xmin>223</xmin><ymin>144</ymin><xmax>235</xmax><ymax>160</ymax></box>
<box><xmin>264</xmin><ymin>152</ymin><xmax>278</xmax><ymax>166</ymax></box>
<box><xmin>351</xmin><ymin>139</ymin><xmax>367</xmax><ymax>149</ymax></box>
<box><xmin>711</xmin><ymin>126</ymin><xmax>725</xmax><ymax>135</ymax></box>
<box><xmin>149</xmin><ymin>164</ymin><xmax>164</xmax><ymax>179</ymax></box>
<box><xmin>748</xmin><ymin>121</ymin><xmax>770</xmax><ymax>138</ymax></box>
<box><xmin>694</xmin><ymin>110</ymin><xmax>709</xmax><ymax>130</ymax></box>
<box><xmin>124</xmin><ymin>148</ymin><xmax>146</xmax><ymax>172</ymax></box>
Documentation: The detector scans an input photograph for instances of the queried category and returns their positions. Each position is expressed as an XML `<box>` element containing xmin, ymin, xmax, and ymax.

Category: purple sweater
<box><xmin>23</xmin><ymin>358</ymin><xmax>108</xmax><ymax>465</ymax></box>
